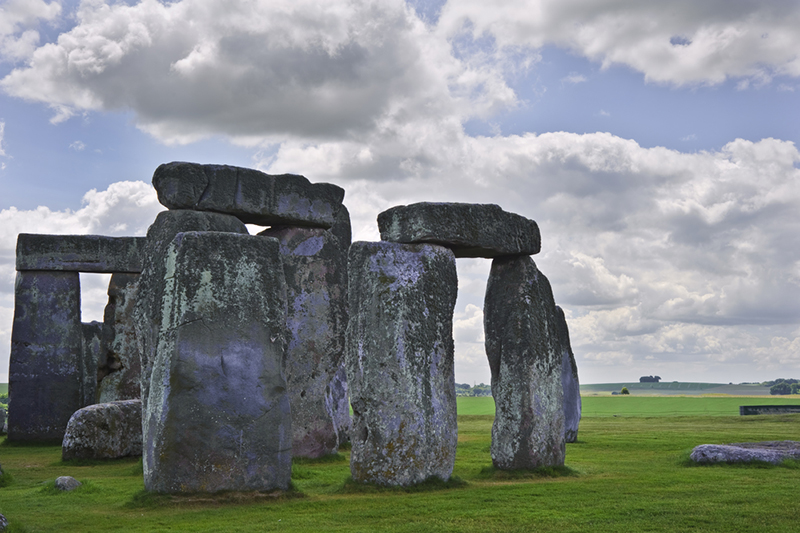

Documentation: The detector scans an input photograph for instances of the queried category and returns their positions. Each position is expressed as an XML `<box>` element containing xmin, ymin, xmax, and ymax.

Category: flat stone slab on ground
<box><xmin>691</xmin><ymin>441</ymin><xmax>800</xmax><ymax>464</ymax></box>
<box><xmin>62</xmin><ymin>400</ymin><xmax>143</xmax><ymax>460</ymax></box>
<box><xmin>153</xmin><ymin>162</ymin><xmax>344</xmax><ymax>228</ymax></box>
<box><xmin>16</xmin><ymin>234</ymin><xmax>146</xmax><ymax>273</ymax></box>
<box><xmin>377</xmin><ymin>202</ymin><xmax>540</xmax><ymax>258</ymax></box>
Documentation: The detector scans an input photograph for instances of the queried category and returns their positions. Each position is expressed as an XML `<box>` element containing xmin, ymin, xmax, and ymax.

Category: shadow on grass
<box><xmin>0</xmin><ymin>439</ymin><xmax>61</xmax><ymax>448</ymax></box>
<box><xmin>125</xmin><ymin>484</ymin><xmax>304</xmax><ymax>509</ymax></box>
<box><xmin>476</xmin><ymin>464</ymin><xmax>580</xmax><ymax>481</ymax></box>
<box><xmin>339</xmin><ymin>475</ymin><xmax>468</xmax><ymax>494</ymax></box>
<box><xmin>292</xmin><ymin>452</ymin><xmax>348</xmax><ymax>465</ymax></box>
<box><xmin>55</xmin><ymin>456</ymin><xmax>141</xmax><ymax>468</ymax></box>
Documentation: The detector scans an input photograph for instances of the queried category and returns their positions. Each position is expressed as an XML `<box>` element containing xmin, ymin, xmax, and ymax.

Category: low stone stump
<box><xmin>347</xmin><ymin>241</ymin><xmax>458</xmax><ymax>486</ymax></box>
<box><xmin>97</xmin><ymin>273</ymin><xmax>142</xmax><ymax>402</ymax></box>
<box><xmin>143</xmin><ymin>231</ymin><xmax>291</xmax><ymax>494</ymax></box>
<box><xmin>152</xmin><ymin>162</ymin><xmax>345</xmax><ymax>228</ymax></box>
<box><xmin>556</xmin><ymin>306</ymin><xmax>581</xmax><ymax>443</ymax></box>
<box><xmin>690</xmin><ymin>441</ymin><xmax>800</xmax><ymax>464</ymax></box>
<box><xmin>484</xmin><ymin>255</ymin><xmax>565</xmax><ymax>470</ymax></box>
<box><xmin>8</xmin><ymin>271</ymin><xmax>83</xmax><ymax>442</ymax></box>
<box><xmin>377</xmin><ymin>202</ymin><xmax>540</xmax><ymax>258</ymax></box>
<box><xmin>62</xmin><ymin>400</ymin><xmax>143</xmax><ymax>460</ymax></box>
<box><xmin>55</xmin><ymin>476</ymin><xmax>81</xmax><ymax>491</ymax></box>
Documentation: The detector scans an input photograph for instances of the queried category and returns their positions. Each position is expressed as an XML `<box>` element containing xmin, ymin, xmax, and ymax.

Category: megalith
<box><xmin>259</xmin><ymin>226</ymin><xmax>348</xmax><ymax>458</ymax></box>
<box><xmin>484</xmin><ymin>255</ymin><xmax>565</xmax><ymax>469</ymax></box>
<box><xmin>62</xmin><ymin>399</ymin><xmax>143</xmax><ymax>460</ymax></box>
<box><xmin>97</xmin><ymin>274</ymin><xmax>141</xmax><ymax>402</ymax></box>
<box><xmin>133</xmin><ymin>210</ymin><xmax>248</xmax><ymax>411</ymax></box>
<box><xmin>8</xmin><ymin>271</ymin><xmax>83</xmax><ymax>442</ymax></box>
<box><xmin>143</xmin><ymin>231</ymin><xmax>291</xmax><ymax>493</ymax></box>
<box><xmin>556</xmin><ymin>306</ymin><xmax>581</xmax><ymax>443</ymax></box>
<box><xmin>347</xmin><ymin>241</ymin><xmax>458</xmax><ymax>486</ymax></box>
<box><xmin>81</xmin><ymin>321</ymin><xmax>103</xmax><ymax>407</ymax></box>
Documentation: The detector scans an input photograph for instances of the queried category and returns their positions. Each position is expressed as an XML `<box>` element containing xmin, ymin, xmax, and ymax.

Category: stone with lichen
<box><xmin>556</xmin><ymin>306</ymin><xmax>581</xmax><ymax>443</ymax></box>
<box><xmin>62</xmin><ymin>400</ymin><xmax>142</xmax><ymax>460</ymax></box>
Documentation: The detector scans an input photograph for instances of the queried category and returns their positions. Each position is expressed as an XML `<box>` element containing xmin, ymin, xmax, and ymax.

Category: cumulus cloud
<box><xmin>0</xmin><ymin>119</ymin><xmax>5</xmax><ymax>157</ymax></box>
<box><xmin>0</xmin><ymin>0</ymin><xmax>61</xmax><ymax>62</ymax></box>
<box><xmin>437</xmin><ymin>0</ymin><xmax>800</xmax><ymax>86</ymax></box>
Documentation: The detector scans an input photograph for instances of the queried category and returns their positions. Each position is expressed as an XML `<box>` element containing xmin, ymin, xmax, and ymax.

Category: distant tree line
<box><xmin>455</xmin><ymin>383</ymin><xmax>492</xmax><ymax>397</ymax></box>
<box><xmin>764</xmin><ymin>378</ymin><xmax>800</xmax><ymax>395</ymax></box>
<box><xmin>639</xmin><ymin>375</ymin><xmax>661</xmax><ymax>383</ymax></box>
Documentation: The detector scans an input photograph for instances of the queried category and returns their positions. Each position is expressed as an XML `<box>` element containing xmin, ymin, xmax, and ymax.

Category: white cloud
<box><xmin>0</xmin><ymin>120</ymin><xmax>5</xmax><ymax>157</ymax></box>
<box><xmin>562</xmin><ymin>72</ymin><xmax>587</xmax><ymax>84</ymax></box>
<box><xmin>437</xmin><ymin>0</ymin><xmax>800</xmax><ymax>86</ymax></box>
<box><xmin>0</xmin><ymin>0</ymin><xmax>61</xmax><ymax>61</ymax></box>
<box><xmin>69</xmin><ymin>140</ymin><xmax>86</xmax><ymax>151</ymax></box>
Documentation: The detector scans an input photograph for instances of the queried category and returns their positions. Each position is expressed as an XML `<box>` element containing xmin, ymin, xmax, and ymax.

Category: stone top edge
<box><xmin>16</xmin><ymin>233</ymin><xmax>146</xmax><ymax>273</ymax></box>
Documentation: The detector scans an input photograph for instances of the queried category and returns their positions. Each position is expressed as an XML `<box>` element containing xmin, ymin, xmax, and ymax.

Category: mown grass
<box><xmin>1</xmin><ymin>398</ymin><xmax>799</xmax><ymax>531</ymax></box>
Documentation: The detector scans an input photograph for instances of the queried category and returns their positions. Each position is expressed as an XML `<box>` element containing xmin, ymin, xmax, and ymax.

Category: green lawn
<box><xmin>2</xmin><ymin>396</ymin><xmax>800</xmax><ymax>531</ymax></box>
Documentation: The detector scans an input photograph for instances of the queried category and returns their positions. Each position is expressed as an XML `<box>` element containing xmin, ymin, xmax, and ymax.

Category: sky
<box><xmin>1</xmin><ymin>0</ymin><xmax>799</xmax><ymax>386</ymax></box>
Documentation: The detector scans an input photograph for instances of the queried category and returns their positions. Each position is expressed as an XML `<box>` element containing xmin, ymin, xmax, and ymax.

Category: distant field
<box><xmin>0</xmin><ymin>383</ymin><xmax>6</xmax><ymax>395</ymax></box>
<box><xmin>580</xmin><ymin>381</ymin><xmax>773</xmax><ymax>396</ymax></box>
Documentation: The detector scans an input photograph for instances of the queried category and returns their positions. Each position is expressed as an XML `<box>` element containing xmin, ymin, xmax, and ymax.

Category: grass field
<box><xmin>2</xmin><ymin>396</ymin><xmax>800</xmax><ymax>531</ymax></box>
<box><xmin>579</xmin><ymin>382</ymin><xmax>773</xmax><ymax>396</ymax></box>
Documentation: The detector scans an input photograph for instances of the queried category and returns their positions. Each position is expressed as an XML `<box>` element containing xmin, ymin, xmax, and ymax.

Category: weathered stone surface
<box><xmin>484</xmin><ymin>256</ymin><xmax>565</xmax><ymax>469</ymax></box>
<box><xmin>55</xmin><ymin>476</ymin><xmax>81</xmax><ymax>491</ymax></box>
<box><xmin>152</xmin><ymin>162</ymin><xmax>345</xmax><ymax>228</ymax></box>
<box><xmin>8</xmin><ymin>271</ymin><xmax>83</xmax><ymax>442</ymax></box>
<box><xmin>690</xmin><ymin>441</ymin><xmax>800</xmax><ymax>464</ymax></box>
<box><xmin>0</xmin><ymin>408</ymin><xmax>6</xmax><ymax>435</ymax></box>
<box><xmin>556</xmin><ymin>306</ymin><xmax>581</xmax><ymax>443</ymax></box>
<box><xmin>347</xmin><ymin>241</ymin><xmax>458</xmax><ymax>486</ymax></box>
<box><xmin>144</xmin><ymin>231</ymin><xmax>291</xmax><ymax>493</ymax></box>
<box><xmin>62</xmin><ymin>400</ymin><xmax>143</xmax><ymax>460</ymax></box>
<box><xmin>81</xmin><ymin>321</ymin><xmax>102</xmax><ymax>407</ymax></box>
<box><xmin>16</xmin><ymin>234</ymin><xmax>145</xmax><ymax>273</ymax></box>
<box><xmin>0</xmin><ymin>512</ymin><xmax>7</xmax><ymax>532</ymax></box>
<box><xmin>98</xmin><ymin>274</ymin><xmax>141</xmax><ymax>403</ymax></box>
<box><xmin>134</xmin><ymin>210</ymin><xmax>247</xmax><ymax>413</ymax></box>
<box><xmin>258</xmin><ymin>226</ymin><xmax>348</xmax><ymax>458</ymax></box>
<box><xmin>378</xmin><ymin>203</ymin><xmax>541</xmax><ymax>258</ymax></box>
<box><xmin>326</xmin><ymin>362</ymin><xmax>351</xmax><ymax>446</ymax></box>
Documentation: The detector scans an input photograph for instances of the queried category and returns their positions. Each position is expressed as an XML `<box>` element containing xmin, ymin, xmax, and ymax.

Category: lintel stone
<box><xmin>16</xmin><ymin>234</ymin><xmax>146</xmax><ymax>273</ymax></box>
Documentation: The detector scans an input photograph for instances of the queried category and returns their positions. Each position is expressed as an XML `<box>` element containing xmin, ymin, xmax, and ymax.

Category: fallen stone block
<box><xmin>484</xmin><ymin>255</ymin><xmax>565</xmax><ymax>469</ymax></box>
<box><xmin>62</xmin><ymin>400</ymin><xmax>143</xmax><ymax>460</ymax></box>
<box><xmin>152</xmin><ymin>161</ymin><xmax>345</xmax><ymax>228</ymax></box>
<box><xmin>143</xmin><ymin>231</ymin><xmax>291</xmax><ymax>493</ymax></box>
<box><xmin>556</xmin><ymin>306</ymin><xmax>581</xmax><ymax>443</ymax></box>
<box><xmin>16</xmin><ymin>234</ymin><xmax>146</xmax><ymax>273</ymax></box>
<box><xmin>259</xmin><ymin>226</ymin><xmax>348</xmax><ymax>458</ymax></box>
<box><xmin>347</xmin><ymin>241</ymin><xmax>458</xmax><ymax>486</ymax></box>
<box><xmin>8</xmin><ymin>271</ymin><xmax>83</xmax><ymax>442</ymax></box>
<box><xmin>690</xmin><ymin>441</ymin><xmax>800</xmax><ymax>464</ymax></box>
<box><xmin>378</xmin><ymin>202</ymin><xmax>540</xmax><ymax>258</ymax></box>
<box><xmin>97</xmin><ymin>274</ymin><xmax>142</xmax><ymax>403</ymax></box>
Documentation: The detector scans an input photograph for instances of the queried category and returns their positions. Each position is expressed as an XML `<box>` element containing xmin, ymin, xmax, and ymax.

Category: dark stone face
<box><xmin>8</xmin><ymin>271</ymin><xmax>83</xmax><ymax>442</ymax></box>
<box><xmin>556</xmin><ymin>306</ymin><xmax>581</xmax><ymax>443</ymax></box>
<box><xmin>15</xmin><ymin>234</ymin><xmax>146</xmax><ymax>273</ymax></box>
<box><xmin>377</xmin><ymin>202</ymin><xmax>541</xmax><ymax>258</ymax></box>
<box><xmin>346</xmin><ymin>241</ymin><xmax>458</xmax><ymax>486</ymax></box>
<box><xmin>484</xmin><ymin>256</ymin><xmax>565</xmax><ymax>469</ymax></box>
<box><xmin>143</xmin><ymin>231</ymin><xmax>291</xmax><ymax>493</ymax></box>
<box><xmin>152</xmin><ymin>161</ymin><xmax>345</xmax><ymax>228</ymax></box>
<box><xmin>98</xmin><ymin>273</ymin><xmax>142</xmax><ymax>403</ymax></box>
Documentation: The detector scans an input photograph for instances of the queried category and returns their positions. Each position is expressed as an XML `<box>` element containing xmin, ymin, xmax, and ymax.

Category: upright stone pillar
<box><xmin>259</xmin><ymin>226</ymin><xmax>348</xmax><ymax>458</ymax></box>
<box><xmin>98</xmin><ymin>273</ymin><xmax>142</xmax><ymax>402</ymax></box>
<box><xmin>8</xmin><ymin>271</ymin><xmax>83</xmax><ymax>441</ymax></box>
<box><xmin>347</xmin><ymin>241</ymin><xmax>458</xmax><ymax>486</ymax></box>
<box><xmin>484</xmin><ymin>255</ymin><xmax>565</xmax><ymax>469</ymax></box>
<box><xmin>556</xmin><ymin>306</ymin><xmax>581</xmax><ymax>443</ymax></box>
<box><xmin>81</xmin><ymin>321</ymin><xmax>103</xmax><ymax>406</ymax></box>
<box><xmin>143</xmin><ymin>231</ymin><xmax>291</xmax><ymax>493</ymax></box>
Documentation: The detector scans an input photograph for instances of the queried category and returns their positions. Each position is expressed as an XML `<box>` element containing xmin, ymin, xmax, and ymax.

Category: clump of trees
<box><xmin>639</xmin><ymin>376</ymin><xmax>661</xmax><ymax>383</ymax></box>
<box><xmin>455</xmin><ymin>383</ymin><xmax>492</xmax><ymax>397</ymax></box>
<box><xmin>0</xmin><ymin>393</ymin><xmax>8</xmax><ymax>406</ymax></box>
<box><xmin>765</xmin><ymin>378</ymin><xmax>800</xmax><ymax>395</ymax></box>
<box><xmin>620</xmin><ymin>387</ymin><xmax>630</xmax><ymax>395</ymax></box>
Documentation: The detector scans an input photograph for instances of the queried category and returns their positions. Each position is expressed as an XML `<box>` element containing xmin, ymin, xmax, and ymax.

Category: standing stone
<box><xmin>81</xmin><ymin>321</ymin><xmax>103</xmax><ymax>407</ymax></box>
<box><xmin>484</xmin><ymin>255</ymin><xmax>565</xmax><ymax>470</ymax></box>
<box><xmin>556</xmin><ymin>306</ymin><xmax>581</xmax><ymax>443</ymax></box>
<box><xmin>0</xmin><ymin>408</ymin><xmax>6</xmax><ymax>435</ymax></box>
<box><xmin>144</xmin><ymin>231</ymin><xmax>291</xmax><ymax>493</ymax></box>
<box><xmin>258</xmin><ymin>226</ymin><xmax>348</xmax><ymax>458</ymax></box>
<box><xmin>134</xmin><ymin>210</ymin><xmax>248</xmax><ymax>413</ymax></box>
<box><xmin>347</xmin><ymin>241</ymin><xmax>458</xmax><ymax>486</ymax></box>
<box><xmin>326</xmin><ymin>364</ymin><xmax>351</xmax><ymax>446</ymax></box>
<box><xmin>62</xmin><ymin>400</ymin><xmax>143</xmax><ymax>460</ymax></box>
<box><xmin>15</xmin><ymin>234</ymin><xmax>145</xmax><ymax>273</ymax></box>
<box><xmin>8</xmin><ymin>271</ymin><xmax>83</xmax><ymax>442</ymax></box>
<box><xmin>97</xmin><ymin>274</ymin><xmax>142</xmax><ymax>403</ymax></box>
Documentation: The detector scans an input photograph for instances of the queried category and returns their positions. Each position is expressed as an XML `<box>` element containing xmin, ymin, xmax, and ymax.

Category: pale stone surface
<box><xmin>55</xmin><ymin>476</ymin><xmax>82</xmax><ymax>491</ymax></box>
<box><xmin>134</xmin><ymin>210</ymin><xmax>248</xmax><ymax>413</ymax></box>
<box><xmin>143</xmin><ymin>231</ymin><xmax>291</xmax><ymax>493</ymax></box>
<box><xmin>347</xmin><ymin>241</ymin><xmax>458</xmax><ymax>486</ymax></box>
<box><xmin>0</xmin><ymin>512</ymin><xmax>7</xmax><ymax>532</ymax></box>
<box><xmin>97</xmin><ymin>274</ymin><xmax>141</xmax><ymax>402</ymax></box>
<box><xmin>8</xmin><ymin>271</ymin><xmax>83</xmax><ymax>442</ymax></box>
<box><xmin>690</xmin><ymin>441</ymin><xmax>800</xmax><ymax>464</ymax></box>
<box><xmin>556</xmin><ymin>306</ymin><xmax>581</xmax><ymax>443</ymax></box>
<box><xmin>326</xmin><ymin>363</ymin><xmax>351</xmax><ymax>446</ymax></box>
<box><xmin>81</xmin><ymin>321</ymin><xmax>102</xmax><ymax>407</ymax></box>
<box><xmin>152</xmin><ymin>162</ymin><xmax>345</xmax><ymax>228</ymax></box>
<box><xmin>258</xmin><ymin>226</ymin><xmax>348</xmax><ymax>458</ymax></box>
<box><xmin>484</xmin><ymin>255</ymin><xmax>565</xmax><ymax>470</ymax></box>
<box><xmin>15</xmin><ymin>234</ymin><xmax>145</xmax><ymax>273</ymax></box>
<box><xmin>62</xmin><ymin>400</ymin><xmax>143</xmax><ymax>460</ymax></box>
<box><xmin>378</xmin><ymin>202</ymin><xmax>541</xmax><ymax>258</ymax></box>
